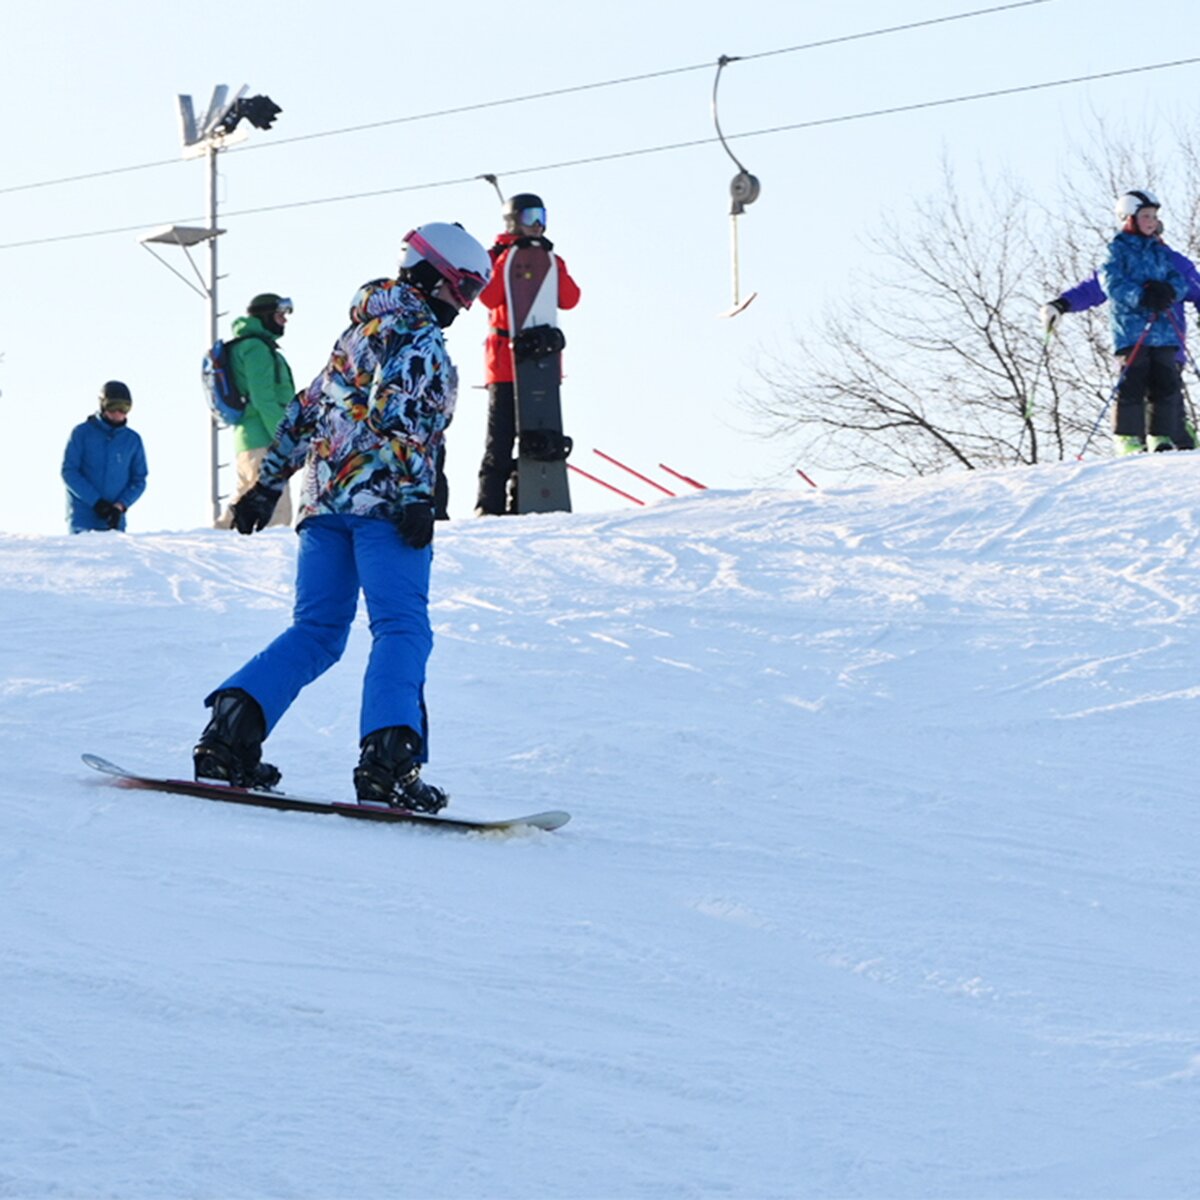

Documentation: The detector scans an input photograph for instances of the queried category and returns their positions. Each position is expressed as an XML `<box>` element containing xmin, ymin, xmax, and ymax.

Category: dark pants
<box><xmin>1114</xmin><ymin>345</ymin><xmax>1185</xmax><ymax>444</ymax></box>
<box><xmin>433</xmin><ymin>441</ymin><xmax>448</xmax><ymax>521</ymax></box>
<box><xmin>475</xmin><ymin>382</ymin><xmax>518</xmax><ymax>515</ymax></box>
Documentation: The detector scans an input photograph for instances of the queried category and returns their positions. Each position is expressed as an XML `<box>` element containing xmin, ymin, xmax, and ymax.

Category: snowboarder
<box><xmin>214</xmin><ymin>293</ymin><xmax>297</xmax><ymax>529</ymax></box>
<box><xmin>1041</xmin><ymin>196</ymin><xmax>1200</xmax><ymax>451</ymax></box>
<box><xmin>61</xmin><ymin>380</ymin><xmax>148</xmax><ymax>533</ymax></box>
<box><xmin>192</xmin><ymin>222</ymin><xmax>493</xmax><ymax>810</ymax></box>
<box><xmin>1089</xmin><ymin>191</ymin><xmax>1187</xmax><ymax>454</ymax></box>
<box><xmin>474</xmin><ymin>193</ymin><xmax>580</xmax><ymax>515</ymax></box>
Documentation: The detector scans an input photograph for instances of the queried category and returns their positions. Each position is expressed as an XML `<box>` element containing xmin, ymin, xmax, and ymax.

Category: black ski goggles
<box><xmin>101</xmin><ymin>400</ymin><xmax>132</xmax><ymax>413</ymax></box>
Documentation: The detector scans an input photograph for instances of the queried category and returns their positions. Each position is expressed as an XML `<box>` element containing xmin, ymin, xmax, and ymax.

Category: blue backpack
<box><xmin>202</xmin><ymin>337</ymin><xmax>247</xmax><ymax>426</ymax></box>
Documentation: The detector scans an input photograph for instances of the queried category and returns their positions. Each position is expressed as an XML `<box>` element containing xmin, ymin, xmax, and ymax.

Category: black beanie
<box><xmin>99</xmin><ymin>380</ymin><xmax>132</xmax><ymax>404</ymax></box>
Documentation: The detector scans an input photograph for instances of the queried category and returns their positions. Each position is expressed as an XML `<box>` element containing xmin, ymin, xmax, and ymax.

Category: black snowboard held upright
<box><xmin>506</xmin><ymin>241</ymin><xmax>572</xmax><ymax>514</ymax></box>
<box><xmin>81</xmin><ymin>754</ymin><xmax>570</xmax><ymax>834</ymax></box>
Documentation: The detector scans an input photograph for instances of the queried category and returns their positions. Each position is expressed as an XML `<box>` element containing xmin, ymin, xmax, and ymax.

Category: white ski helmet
<box><xmin>398</xmin><ymin>222</ymin><xmax>492</xmax><ymax>309</ymax></box>
<box><xmin>1114</xmin><ymin>189</ymin><xmax>1160</xmax><ymax>219</ymax></box>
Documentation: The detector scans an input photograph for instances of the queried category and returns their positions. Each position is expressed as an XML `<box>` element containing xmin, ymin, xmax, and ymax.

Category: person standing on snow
<box><xmin>192</xmin><ymin>222</ymin><xmax>492</xmax><ymax>812</ymax></box>
<box><xmin>474</xmin><ymin>192</ymin><xmax>580</xmax><ymax>516</ymax></box>
<box><xmin>1041</xmin><ymin>193</ymin><xmax>1200</xmax><ymax>451</ymax></box>
<box><xmin>1086</xmin><ymin>191</ymin><xmax>1187</xmax><ymax>454</ymax></box>
<box><xmin>61</xmin><ymin>380</ymin><xmax>148</xmax><ymax>533</ymax></box>
<box><xmin>214</xmin><ymin>292</ymin><xmax>297</xmax><ymax>530</ymax></box>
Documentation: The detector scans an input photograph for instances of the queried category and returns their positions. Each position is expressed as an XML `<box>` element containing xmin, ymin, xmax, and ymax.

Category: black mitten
<box><xmin>393</xmin><ymin>496</ymin><xmax>435</xmax><ymax>549</ymax></box>
<box><xmin>1141</xmin><ymin>279</ymin><xmax>1176</xmax><ymax>313</ymax></box>
<box><xmin>231</xmin><ymin>483</ymin><xmax>282</xmax><ymax>535</ymax></box>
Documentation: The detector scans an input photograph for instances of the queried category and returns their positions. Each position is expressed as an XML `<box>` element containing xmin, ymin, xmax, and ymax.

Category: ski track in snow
<box><xmin>2</xmin><ymin>457</ymin><xmax>1200</xmax><ymax>1197</ymax></box>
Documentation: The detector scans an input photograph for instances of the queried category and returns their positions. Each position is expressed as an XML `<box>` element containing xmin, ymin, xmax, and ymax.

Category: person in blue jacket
<box><xmin>1041</xmin><ymin>200</ymin><xmax>1200</xmax><ymax>451</ymax></box>
<box><xmin>1043</xmin><ymin>191</ymin><xmax>1188</xmax><ymax>453</ymax></box>
<box><xmin>61</xmin><ymin>381</ymin><xmax>149</xmax><ymax>533</ymax></box>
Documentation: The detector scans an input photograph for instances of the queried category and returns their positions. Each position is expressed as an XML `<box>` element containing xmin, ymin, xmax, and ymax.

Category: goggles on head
<box><xmin>274</xmin><ymin>298</ymin><xmax>294</xmax><ymax>315</ymax></box>
<box><xmin>102</xmin><ymin>399</ymin><xmax>132</xmax><ymax>413</ymax></box>
<box><xmin>403</xmin><ymin>230</ymin><xmax>488</xmax><ymax>310</ymax></box>
<box><xmin>515</xmin><ymin>206</ymin><xmax>547</xmax><ymax>228</ymax></box>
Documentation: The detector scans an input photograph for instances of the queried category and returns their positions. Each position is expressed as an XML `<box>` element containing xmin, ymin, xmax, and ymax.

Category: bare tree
<box><xmin>747</xmin><ymin>120</ymin><xmax>1200</xmax><ymax>478</ymax></box>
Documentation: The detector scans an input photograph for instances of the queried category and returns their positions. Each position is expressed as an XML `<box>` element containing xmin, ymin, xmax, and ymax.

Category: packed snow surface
<box><xmin>3</xmin><ymin>456</ymin><xmax>1199</xmax><ymax>1198</ymax></box>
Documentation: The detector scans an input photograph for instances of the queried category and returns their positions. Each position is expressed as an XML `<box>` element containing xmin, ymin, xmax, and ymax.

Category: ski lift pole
<box><xmin>1076</xmin><ymin>315</ymin><xmax>1158</xmax><ymax>460</ymax></box>
<box><xmin>712</xmin><ymin>55</ymin><xmax>760</xmax><ymax>317</ymax></box>
<box><xmin>478</xmin><ymin>173</ymin><xmax>505</xmax><ymax>203</ymax></box>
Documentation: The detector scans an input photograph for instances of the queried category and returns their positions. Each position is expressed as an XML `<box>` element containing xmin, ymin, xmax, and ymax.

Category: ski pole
<box><xmin>796</xmin><ymin>468</ymin><xmax>818</xmax><ymax>488</ymax></box>
<box><xmin>1162</xmin><ymin>307</ymin><xmax>1200</xmax><ymax>444</ymax></box>
<box><xmin>566</xmin><ymin>463</ymin><xmax>645</xmax><ymax>506</ymax></box>
<box><xmin>1076</xmin><ymin>315</ymin><xmax>1158</xmax><ymax>460</ymax></box>
<box><xmin>1016</xmin><ymin>327</ymin><xmax>1054</xmax><ymax>463</ymax></box>
<box><xmin>594</xmin><ymin>449</ymin><xmax>676</xmax><ymax>496</ymax></box>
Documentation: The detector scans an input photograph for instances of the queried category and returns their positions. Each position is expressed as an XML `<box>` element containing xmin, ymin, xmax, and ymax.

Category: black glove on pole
<box><xmin>231</xmin><ymin>483</ymin><xmax>282</xmax><ymax>535</ymax></box>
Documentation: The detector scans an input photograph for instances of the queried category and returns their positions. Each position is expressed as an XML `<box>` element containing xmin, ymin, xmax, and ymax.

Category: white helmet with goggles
<box><xmin>398</xmin><ymin>223</ymin><xmax>492</xmax><ymax>309</ymax></box>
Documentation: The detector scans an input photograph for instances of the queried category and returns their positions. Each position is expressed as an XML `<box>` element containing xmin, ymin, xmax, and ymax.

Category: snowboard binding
<box><xmin>513</xmin><ymin>324</ymin><xmax>567</xmax><ymax>362</ymax></box>
<box><xmin>519</xmin><ymin>430</ymin><xmax>573</xmax><ymax>463</ymax></box>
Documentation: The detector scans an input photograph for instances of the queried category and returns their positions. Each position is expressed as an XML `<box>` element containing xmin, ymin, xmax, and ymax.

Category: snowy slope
<box><xmin>2</xmin><ymin>456</ymin><xmax>1200</xmax><ymax>1199</ymax></box>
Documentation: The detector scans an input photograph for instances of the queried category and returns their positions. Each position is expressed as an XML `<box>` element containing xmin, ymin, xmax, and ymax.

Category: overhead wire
<box><xmin>1</xmin><ymin>52</ymin><xmax>1194</xmax><ymax>252</ymax></box>
<box><xmin>0</xmin><ymin>0</ymin><xmax>1053</xmax><ymax>198</ymax></box>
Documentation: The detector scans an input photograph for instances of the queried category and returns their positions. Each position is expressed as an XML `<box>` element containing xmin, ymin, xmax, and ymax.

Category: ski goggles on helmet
<box><xmin>274</xmin><ymin>298</ymin><xmax>294</xmax><ymax>315</ymax></box>
<box><xmin>101</xmin><ymin>399</ymin><xmax>132</xmax><ymax>413</ymax></box>
<box><xmin>515</xmin><ymin>206</ymin><xmax>547</xmax><ymax>228</ymax></box>
<box><xmin>402</xmin><ymin>229</ymin><xmax>488</xmax><ymax>310</ymax></box>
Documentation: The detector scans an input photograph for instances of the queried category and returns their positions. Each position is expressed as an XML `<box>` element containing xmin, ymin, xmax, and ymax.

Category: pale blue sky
<box><xmin>2</xmin><ymin>0</ymin><xmax>1197</xmax><ymax>532</ymax></box>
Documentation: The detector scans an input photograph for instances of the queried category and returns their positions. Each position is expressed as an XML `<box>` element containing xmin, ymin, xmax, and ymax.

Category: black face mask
<box><xmin>427</xmin><ymin>296</ymin><xmax>459</xmax><ymax>328</ymax></box>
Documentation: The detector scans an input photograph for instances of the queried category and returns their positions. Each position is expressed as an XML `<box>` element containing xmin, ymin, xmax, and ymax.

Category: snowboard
<box><xmin>81</xmin><ymin>754</ymin><xmax>571</xmax><ymax>834</ymax></box>
<box><xmin>505</xmin><ymin>239</ymin><xmax>572</xmax><ymax>514</ymax></box>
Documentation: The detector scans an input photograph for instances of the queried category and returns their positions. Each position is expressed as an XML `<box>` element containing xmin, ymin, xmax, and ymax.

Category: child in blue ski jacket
<box><xmin>191</xmin><ymin>222</ymin><xmax>493</xmax><ymax>813</ymax></box>
<box><xmin>1042</xmin><ymin>218</ymin><xmax>1200</xmax><ymax>451</ymax></box>
<box><xmin>1094</xmin><ymin>191</ymin><xmax>1186</xmax><ymax>452</ymax></box>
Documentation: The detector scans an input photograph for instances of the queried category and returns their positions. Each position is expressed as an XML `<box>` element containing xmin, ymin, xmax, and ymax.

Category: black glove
<box><xmin>93</xmin><ymin>499</ymin><xmax>121</xmax><ymax>528</ymax></box>
<box><xmin>1141</xmin><ymin>279</ymin><xmax>1176</xmax><ymax>313</ymax></box>
<box><xmin>393</xmin><ymin>496</ymin><xmax>435</xmax><ymax>549</ymax></box>
<box><xmin>231</xmin><ymin>483</ymin><xmax>282</xmax><ymax>535</ymax></box>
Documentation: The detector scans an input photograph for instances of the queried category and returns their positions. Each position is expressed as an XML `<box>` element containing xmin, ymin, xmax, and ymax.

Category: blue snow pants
<box><xmin>208</xmin><ymin>513</ymin><xmax>433</xmax><ymax>754</ymax></box>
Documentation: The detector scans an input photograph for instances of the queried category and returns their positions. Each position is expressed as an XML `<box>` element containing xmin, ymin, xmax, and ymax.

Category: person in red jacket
<box><xmin>474</xmin><ymin>193</ymin><xmax>581</xmax><ymax>515</ymax></box>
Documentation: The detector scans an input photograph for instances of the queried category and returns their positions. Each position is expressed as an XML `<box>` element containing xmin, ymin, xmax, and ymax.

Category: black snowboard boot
<box><xmin>193</xmin><ymin>689</ymin><xmax>282</xmax><ymax>789</ymax></box>
<box><xmin>353</xmin><ymin>725</ymin><xmax>448</xmax><ymax>813</ymax></box>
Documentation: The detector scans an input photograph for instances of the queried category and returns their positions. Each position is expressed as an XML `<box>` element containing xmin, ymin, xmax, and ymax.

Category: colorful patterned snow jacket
<box><xmin>228</xmin><ymin>314</ymin><xmax>296</xmax><ymax>453</ymax></box>
<box><xmin>61</xmin><ymin>413</ymin><xmax>148</xmax><ymax>533</ymax></box>
<box><xmin>480</xmin><ymin>232</ymin><xmax>581</xmax><ymax>384</ymax></box>
<box><xmin>258</xmin><ymin>279</ymin><xmax>457</xmax><ymax>523</ymax></box>
<box><xmin>1100</xmin><ymin>231</ymin><xmax>1187</xmax><ymax>352</ymax></box>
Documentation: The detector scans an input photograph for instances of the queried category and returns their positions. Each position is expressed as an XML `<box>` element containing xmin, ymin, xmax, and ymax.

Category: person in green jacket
<box><xmin>215</xmin><ymin>292</ymin><xmax>297</xmax><ymax>529</ymax></box>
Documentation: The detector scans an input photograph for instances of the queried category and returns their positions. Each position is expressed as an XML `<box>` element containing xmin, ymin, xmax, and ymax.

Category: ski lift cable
<box><xmin>3</xmin><ymin>54</ymin><xmax>1195</xmax><ymax>251</ymax></box>
<box><xmin>0</xmin><ymin>0</ymin><xmax>1056</xmax><ymax>198</ymax></box>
